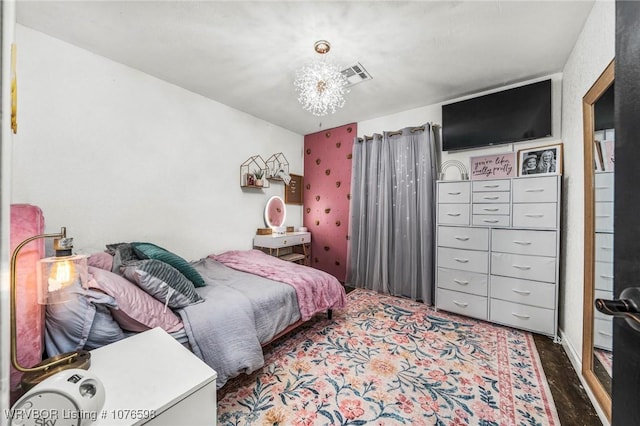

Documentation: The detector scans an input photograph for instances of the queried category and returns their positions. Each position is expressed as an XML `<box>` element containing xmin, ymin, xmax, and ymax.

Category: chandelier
<box><xmin>294</xmin><ymin>40</ymin><xmax>349</xmax><ymax>116</ymax></box>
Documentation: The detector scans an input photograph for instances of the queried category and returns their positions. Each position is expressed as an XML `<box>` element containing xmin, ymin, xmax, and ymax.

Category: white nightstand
<box><xmin>90</xmin><ymin>327</ymin><xmax>217</xmax><ymax>425</ymax></box>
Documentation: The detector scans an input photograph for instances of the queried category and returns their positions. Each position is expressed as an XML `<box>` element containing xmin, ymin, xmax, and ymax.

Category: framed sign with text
<box><xmin>284</xmin><ymin>174</ymin><xmax>303</xmax><ymax>205</ymax></box>
<box><xmin>470</xmin><ymin>153</ymin><xmax>516</xmax><ymax>180</ymax></box>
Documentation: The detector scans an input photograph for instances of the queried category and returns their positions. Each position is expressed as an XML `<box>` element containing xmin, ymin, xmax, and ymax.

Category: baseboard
<box><xmin>559</xmin><ymin>328</ymin><xmax>610</xmax><ymax>426</ymax></box>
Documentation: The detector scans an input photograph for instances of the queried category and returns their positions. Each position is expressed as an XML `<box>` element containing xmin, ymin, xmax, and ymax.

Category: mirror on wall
<box><xmin>265</xmin><ymin>196</ymin><xmax>286</xmax><ymax>232</ymax></box>
<box><xmin>582</xmin><ymin>60</ymin><xmax>614</xmax><ymax>422</ymax></box>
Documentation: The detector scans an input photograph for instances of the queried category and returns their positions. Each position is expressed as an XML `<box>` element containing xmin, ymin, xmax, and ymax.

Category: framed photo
<box><xmin>517</xmin><ymin>143</ymin><xmax>563</xmax><ymax>176</ymax></box>
<box><xmin>600</xmin><ymin>140</ymin><xmax>615</xmax><ymax>171</ymax></box>
<box><xmin>284</xmin><ymin>174</ymin><xmax>303</xmax><ymax>205</ymax></box>
<box><xmin>470</xmin><ymin>152</ymin><xmax>516</xmax><ymax>180</ymax></box>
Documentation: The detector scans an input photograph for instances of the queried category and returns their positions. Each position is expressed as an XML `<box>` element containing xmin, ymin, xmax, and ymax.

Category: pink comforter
<box><xmin>210</xmin><ymin>250</ymin><xmax>347</xmax><ymax>321</ymax></box>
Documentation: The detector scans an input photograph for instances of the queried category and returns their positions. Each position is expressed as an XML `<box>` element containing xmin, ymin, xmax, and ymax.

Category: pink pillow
<box><xmin>87</xmin><ymin>266</ymin><xmax>183</xmax><ymax>333</ymax></box>
<box><xmin>87</xmin><ymin>252</ymin><xmax>114</xmax><ymax>271</ymax></box>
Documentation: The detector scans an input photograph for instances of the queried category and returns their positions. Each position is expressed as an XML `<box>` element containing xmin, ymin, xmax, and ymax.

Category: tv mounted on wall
<box><xmin>442</xmin><ymin>79</ymin><xmax>552</xmax><ymax>151</ymax></box>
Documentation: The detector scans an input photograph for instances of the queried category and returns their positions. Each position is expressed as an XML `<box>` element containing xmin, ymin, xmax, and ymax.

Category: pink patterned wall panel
<box><xmin>303</xmin><ymin>123</ymin><xmax>356</xmax><ymax>282</ymax></box>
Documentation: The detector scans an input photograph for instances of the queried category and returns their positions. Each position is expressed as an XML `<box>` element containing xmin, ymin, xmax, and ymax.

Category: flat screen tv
<box><xmin>442</xmin><ymin>79</ymin><xmax>552</xmax><ymax>151</ymax></box>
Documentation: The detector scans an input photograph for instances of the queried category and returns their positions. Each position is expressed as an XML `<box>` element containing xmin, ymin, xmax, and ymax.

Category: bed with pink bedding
<box><xmin>44</xmin><ymin>244</ymin><xmax>346</xmax><ymax>389</ymax></box>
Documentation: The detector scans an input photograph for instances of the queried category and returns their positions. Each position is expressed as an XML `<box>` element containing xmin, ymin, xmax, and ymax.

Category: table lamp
<box><xmin>11</xmin><ymin>227</ymin><xmax>91</xmax><ymax>391</ymax></box>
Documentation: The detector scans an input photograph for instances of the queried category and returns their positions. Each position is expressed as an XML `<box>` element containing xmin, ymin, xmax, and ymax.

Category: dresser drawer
<box><xmin>437</xmin><ymin>226</ymin><xmax>488</xmax><ymax>250</ymax></box>
<box><xmin>594</xmin><ymin>261</ymin><xmax>614</xmax><ymax>291</ymax></box>
<box><xmin>472</xmin><ymin>215</ymin><xmax>510</xmax><ymax>227</ymax></box>
<box><xmin>472</xmin><ymin>191</ymin><xmax>510</xmax><ymax>203</ymax></box>
<box><xmin>491</xmin><ymin>252</ymin><xmax>556</xmax><ymax>283</ymax></box>
<box><xmin>594</xmin><ymin>317</ymin><xmax>613</xmax><ymax>351</ymax></box>
<box><xmin>472</xmin><ymin>204</ymin><xmax>510</xmax><ymax>215</ymax></box>
<box><xmin>472</xmin><ymin>179</ymin><xmax>510</xmax><ymax>192</ymax></box>
<box><xmin>437</xmin><ymin>288</ymin><xmax>487</xmax><ymax>320</ymax></box>
<box><xmin>438</xmin><ymin>204</ymin><xmax>470</xmax><ymax>225</ymax></box>
<box><xmin>490</xmin><ymin>276</ymin><xmax>555</xmax><ymax>309</ymax></box>
<box><xmin>437</xmin><ymin>247</ymin><xmax>488</xmax><ymax>274</ymax></box>
<box><xmin>437</xmin><ymin>267</ymin><xmax>488</xmax><ymax>296</ymax></box>
<box><xmin>512</xmin><ymin>203</ymin><xmax>557</xmax><ymax>228</ymax></box>
<box><xmin>595</xmin><ymin>172</ymin><xmax>614</xmax><ymax>202</ymax></box>
<box><xmin>491</xmin><ymin>229</ymin><xmax>557</xmax><ymax>257</ymax></box>
<box><xmin>490</xmin><ymin>299</ymin><xmax>555</xmax><ymax>335</ymax></box>
<box><xmin>438</xmin><ymin>182</ymin><xmax>471</xmax><ymax>203</ymax></box>
<box><xmin>595</xmin><ymin>232</ymin><xmax>614</xmax><ymax>263</ymax></box>
<box><xmin>512</xmin><ymin>176</ymin><xmax>558</xmax><ymax>203</ymax></box>
<box><xmin>595</xmin><ymin>202</ymin><xmax>614</xmax><ymax>232</ymax></box>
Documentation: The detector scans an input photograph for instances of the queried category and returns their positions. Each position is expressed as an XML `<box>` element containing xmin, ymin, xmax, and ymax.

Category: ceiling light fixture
<box><xmin>294</xmin><ymin>40</ymin><xmax>349</xmax><ymax>117</ymax></box>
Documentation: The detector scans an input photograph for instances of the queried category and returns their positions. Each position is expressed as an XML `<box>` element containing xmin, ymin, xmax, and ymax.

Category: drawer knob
<box><xmin>448</xmin><ymin>191</ymin><xmax>462</xmax><ymax>195</ymax></box>
<box><xmin>483</xmin><ymin>184</ymin><xmax>499</xmax><ymax>188</ymax></box>
<box><xmin>595</xmin><ymin>186</ymin><xmax>611</xmax><ymax>190</ymax></box>
<box><xmin>453</xmin><ymin>279</ymin><xmax>469</xmax><ymax>285</ymax></box>
<box><xmin>511</xmin><ymin>289</ymin><xmax>532</xmax><ymax>295</ymax></box>
<box><xmin>301</xmin><ymin>238</ymin><xmax>305</xmax><ymax>242</ymax></box>
<box><xmin>600</xmin><ymin>274</ymin><xmax>614</xmax><ymax>280</ymax></box>
<box><xmin>512</xmin><ymin>264</ymin><xmax>531</xmax><ymax>270</ymax></box>
<box><xmin>283</xmin><ymin>240</ymin><xmax>287</xmax><ymax>244</ymax></box>
<box><xmin>447</xmin><ymin>213</ymin><xmax>461</xmax><ymax>217</ymax></box>
<box><xmin>511</xmin><ymin>312</ymin><xmax>531</xmax><ymax>319</ymax></box>
<box><xmin>483</xmin><ymin>219</ymin><xmax>499</xmax><ymax>223</ymax></box>
<box><xmin>525</xmin><ymin>188</ymin><xmax>545</xmax><ymax>192</ymax></box>
<box><xmin>454</xmin><ymin>236</ymin><xmax>469</xmax><ymax>241</ymax></box>
<box><xmin>512</xmin><ymin>240</ymin><xmax>532</xmax><ymax>246</ymax></box>
<box><xmin>483</xmin><ymin>196</ymin><xmax>499</xmax><ymax>200</ymax></box>
<box><xmin>598</xmin><ymin>331</ymin><xmax>613</xmax><ymax>337</ymax></box>
<box><xmin>596</xmin><ymin>215</ymin><xmax>612</xmax><ymax>218</ymax></box>
<box><xmin>483</xmin><ymin>208</ymin><xmax>499</xmax><ymax>212</ymax></box>
<box><xmin>524</xmin><ymin>214</ymin><xmax>544</xmax><ymax>218</ymax></box>
<box><xmin>454</xmin><ymin>258</ymin><xmax>469</xmax><ymax>263</ymax></box>
<box><xmin>601</xmin><ymin>246</ymin><xmax>613</xmax><ymax>250</ymax></box>
<box><xmin>453</xmin><ymin>300</ymin><xmax>469</xmax><ymax>307</ymax></box>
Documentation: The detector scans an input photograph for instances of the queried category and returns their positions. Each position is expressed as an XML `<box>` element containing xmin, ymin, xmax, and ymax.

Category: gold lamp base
<box><xmin>20</xmin><ymin>350</ymin><xmax>91</xmax><ymax>392</ymax></box>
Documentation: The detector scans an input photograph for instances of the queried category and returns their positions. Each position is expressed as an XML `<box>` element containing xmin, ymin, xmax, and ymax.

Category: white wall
<box><xmin>559</xmin><ymin>0</ymin><xmax>614</xmax><ymax>365</ymax></box>
<box><xmin>12</xmin><ymin>25</ymin><xmax>304</xmax><ymax>261</ymax></box>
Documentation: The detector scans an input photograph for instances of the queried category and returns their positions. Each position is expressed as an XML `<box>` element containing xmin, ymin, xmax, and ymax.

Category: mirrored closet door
<box><xmin>582</xmin><ymin>60</ymin><xmax>614</xmax><ymax>422</ymax></box>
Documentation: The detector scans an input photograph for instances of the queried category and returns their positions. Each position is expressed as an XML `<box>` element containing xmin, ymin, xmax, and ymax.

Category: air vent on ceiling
<box><xmin>341</xmin><ymin>63</ymin><xmax>372</xmax><ymax>87</ymax></box>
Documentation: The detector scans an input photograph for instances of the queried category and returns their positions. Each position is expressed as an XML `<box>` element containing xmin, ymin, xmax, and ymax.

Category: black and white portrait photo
<box><xmin>518</xmin><ymin>144</ymin><xmax>563</xmax><ymax>176</ymax></box>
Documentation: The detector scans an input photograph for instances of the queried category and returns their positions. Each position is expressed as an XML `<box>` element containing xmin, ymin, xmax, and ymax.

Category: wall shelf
<box><xmin>265</xmin><ymin>152</ymin><xmax>290</xmax><ymax>182</ymax></box>
<box><xmin>240</xmin><ymin>155</ymin><xmax>269</xmax><ymax>189</ymax></box>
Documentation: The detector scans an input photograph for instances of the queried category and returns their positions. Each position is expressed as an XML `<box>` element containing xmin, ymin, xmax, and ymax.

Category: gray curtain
<box><xmin>346</xmin><ymin>124</ymin><xmax>438</xmax><ymax>303</ymax></box>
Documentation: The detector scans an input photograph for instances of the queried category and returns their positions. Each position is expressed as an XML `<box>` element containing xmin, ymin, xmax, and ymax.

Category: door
<box><xmin>612</xmin><ymin>1</ymin><xmax>640</xmax><ymax>424</ymax></box>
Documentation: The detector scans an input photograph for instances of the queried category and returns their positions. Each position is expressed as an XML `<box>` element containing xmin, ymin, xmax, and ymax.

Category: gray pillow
<box><xmin>122</xmin><ymin>259</ymin><xmax>203</xmax><ymax>308</ymax></box>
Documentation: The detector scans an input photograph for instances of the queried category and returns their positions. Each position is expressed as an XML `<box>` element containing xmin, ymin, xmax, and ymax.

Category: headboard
<box><xmin>10</xmin><ymin>204</ymin><xmax>45</xmax><ymax>396</ymax></box>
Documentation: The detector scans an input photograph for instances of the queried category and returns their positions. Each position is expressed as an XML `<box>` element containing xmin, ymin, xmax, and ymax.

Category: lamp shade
<box><xmin>36</xmin><ymin>254</ymin><xmax>88</xmax><ymax>305</ymax></box>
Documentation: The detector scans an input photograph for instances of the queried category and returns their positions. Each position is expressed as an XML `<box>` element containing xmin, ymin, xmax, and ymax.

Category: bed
<box><xmin>44</xmin><ymin>243</ymin><xmax>347</xmax><ymax>389</ymax></box>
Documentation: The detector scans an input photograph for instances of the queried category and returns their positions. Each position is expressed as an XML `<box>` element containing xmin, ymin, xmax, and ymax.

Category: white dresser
<box><xmin>593</xmin><ymin>171</ymin><xmax>614</xmax><ymax>350</ymax></box>
<box><xmin>436</xmin><ymin>175</ymin><xmax>561</xmax><ymax>338</ymax></box>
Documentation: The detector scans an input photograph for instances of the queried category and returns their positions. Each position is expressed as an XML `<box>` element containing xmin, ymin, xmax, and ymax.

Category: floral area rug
<box><xmin>217</xmin><ymin>288</ymin><xmax>560</xmax><ymax>425</ymax></box>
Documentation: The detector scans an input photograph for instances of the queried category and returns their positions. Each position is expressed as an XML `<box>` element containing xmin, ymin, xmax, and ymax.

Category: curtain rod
<box><xmin>357</xmin><ymin>122</ymin><xmax>440</xmax><ymax>142</ymax></box>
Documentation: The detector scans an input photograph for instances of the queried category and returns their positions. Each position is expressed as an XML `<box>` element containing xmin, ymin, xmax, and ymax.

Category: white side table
<box><xmin>253</xmin><ymin>231</ymin><xmax>311</xmax><ymax>265</ymax></box>
<box><xmin>90</xmin><ymin>327</ymin><xmax>217</xmax><ymax>425</ymax></box>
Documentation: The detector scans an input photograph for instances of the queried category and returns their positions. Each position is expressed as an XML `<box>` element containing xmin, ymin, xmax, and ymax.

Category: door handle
<box><xmin>595</xmin><ymin>287</ymin><xmax>640</xmax><ymax>332</ymax></box>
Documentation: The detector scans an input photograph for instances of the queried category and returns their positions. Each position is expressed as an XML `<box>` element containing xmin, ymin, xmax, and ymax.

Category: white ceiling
<box><xmin>16</xmin><ymin>1</ymin><xmax>595</xmax><ymax>135</ymax></box>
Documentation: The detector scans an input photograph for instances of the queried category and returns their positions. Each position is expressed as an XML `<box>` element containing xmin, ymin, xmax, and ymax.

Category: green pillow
<box><xmin>131</xmin><ymin>242</ymin><xmax>205</xmax><ymax>287</ymax></box>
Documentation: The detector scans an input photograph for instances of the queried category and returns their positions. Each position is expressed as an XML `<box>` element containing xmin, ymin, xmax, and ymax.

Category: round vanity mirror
<box><xmin>264</xmin><ymin>196</ymin><xmax>286</xmax><ymax>230</ymax></box>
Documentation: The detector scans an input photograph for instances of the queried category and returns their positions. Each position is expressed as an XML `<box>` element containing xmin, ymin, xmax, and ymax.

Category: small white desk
<box><xmin>90</xmin><ymin>328</ymin><xmax>217</xmax><ymax>425</ymax></box>
<box><xmin>253</xmin><ymin>231</ymin><xmax>311</xmax><ymax>265</ymax></box>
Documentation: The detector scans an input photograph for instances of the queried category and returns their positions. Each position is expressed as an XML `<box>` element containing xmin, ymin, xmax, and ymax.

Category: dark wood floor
<box><xmin>533</xmin><ymin>334</ymin><xmax>603</xmax><ymax>425</ymax></box>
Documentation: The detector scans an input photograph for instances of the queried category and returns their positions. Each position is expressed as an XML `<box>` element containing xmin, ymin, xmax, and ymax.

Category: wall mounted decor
<box><xmin>284</xmin><ymin>174</ymin><xmax>303</xmax><ymax>205</ymax></box>
<box><xmin>265</xmin><ymin>152</ymin><xmax>290</xmax><ymax>181</ymax></box>
<box><xmin>240</xmin><ymin>155</ymin><xmax>269</xmax><ymax>189</ymax></box>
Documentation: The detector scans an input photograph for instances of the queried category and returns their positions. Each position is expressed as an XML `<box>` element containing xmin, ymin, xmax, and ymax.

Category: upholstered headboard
<box><xmin>10</xmin><ymin>204</ymin><xmax>45</xmax><ymax>395</ymax></box>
